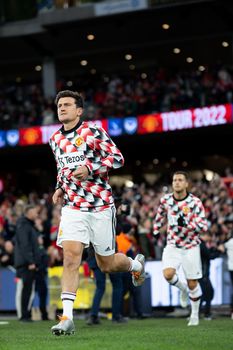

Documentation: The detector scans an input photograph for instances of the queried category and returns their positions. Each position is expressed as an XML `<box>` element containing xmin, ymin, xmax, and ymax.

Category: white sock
<box><xmin>128</xmin><ymin>257</ymin><xmax>142</xmax><ymax>272</ymax></box>
<box><xmin>189</xmin><ymin>284</ymin><xmax>202</xmax><ymax>318</ymax></box>
<box><xmin>61</xmin><ymin>292</ymin><xmax>76</xmax><ymax>320</ymax></box>
<box><xmin>168</xmin><ymin>274</ymin><xmax>187</xmax><ymax>291</ymax></box>
<box><xmin>190</xmin><ymin>298</ymin><xmax>201</xmax><ymax>318</ymax></box>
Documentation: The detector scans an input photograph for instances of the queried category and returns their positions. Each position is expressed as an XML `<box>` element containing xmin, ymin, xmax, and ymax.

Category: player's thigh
<box><xmin>57</xmin><ymin>207</ymin><xmax>90</xmax><ymax>248</ymax></box>
<box><xmin>182</xmin><ymin>245</ymin><xmax>202</xmax><ymax>280</ymax></box>
<box><xmin>162</xmin><ymin>245</ymin><xmax>182</xmax><ymax>271</ymax></box>
<box><xmin>90</xmin><ymin>207</ymin><xmax>116</xmax><ymax>256</ymax></box>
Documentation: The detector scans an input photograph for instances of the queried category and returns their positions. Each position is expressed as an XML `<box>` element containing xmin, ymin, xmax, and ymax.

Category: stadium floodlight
<box><xmin>87</xmin><ymin>34</ymin><xmax>95</xmax><ymax>41</ymax></box>
<box><xmin>173</xmin><ymin>48</ymin><xmax>181</xmax><ymax>54</ymax></box>
<box><xmin>162</xmin><ymin>23</ymin><xmax>170</xmax><ymax>30</ymax></box>
<box><xmin>125</xmin><ymin>54</ymin><xmax>132</xmax><ymax>61</ymax></box>
<box><xmin>80</xmin><ymin>60</ymin><xmax>88</xmax><ymax>66</ymax></box>
<box><xmin>186</xmin><ymin>57</ymin><xmax>193</xmax><ymax>63</ymax></box>
<box><xmin>198</xmin><ymin>66</ymin><xmax>205</xmax><ymax>72</ymax></box>
<box><xmin>222</xmin><ymin>41</ymin><xmax>229</xmax><ymax>47</ymax></box>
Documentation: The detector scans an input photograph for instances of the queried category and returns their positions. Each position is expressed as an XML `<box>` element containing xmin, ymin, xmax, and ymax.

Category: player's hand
<box><xmin>72</xmin><ymin>165</ymin><xmax>89</xmax><ymax>181</ymax></box>
<box><xmin>52</xmin><ymin>188</ymin><xmax>64</xmax><ymax>205</ymax></box>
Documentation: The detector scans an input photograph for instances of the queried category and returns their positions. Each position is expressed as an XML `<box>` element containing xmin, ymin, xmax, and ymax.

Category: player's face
<box><xmin>57</xmin><ymin>97</ymin><xmax>82</xmax><ymax>124</ymax></box>
<box><xmin>172</xmin><ymin>174</ymin><xmax>188</xmax><ymax>193</ymax></box>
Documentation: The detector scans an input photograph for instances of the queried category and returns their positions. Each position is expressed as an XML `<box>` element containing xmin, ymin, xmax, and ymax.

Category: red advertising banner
<box><xmin>137</xmin><ymin>113</ymin><xmax>163</xmax><ymax>134</ymax></box>
<box><xmin>19</xmin><ymin>127</ymin><xmax>43</xmax><ymax>146</ymax></box>
<box><xmin>0</xmin><ymin>104</ymin><xmax>232</xmax><ymax>149</ymax></box>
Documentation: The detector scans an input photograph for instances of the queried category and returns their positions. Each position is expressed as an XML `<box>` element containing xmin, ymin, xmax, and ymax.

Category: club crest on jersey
<box><xmin>182</xmin><ymin>206</ymin><xmax>190</xmax><ymax>215</ymax></box>
<box><xmin>75</xmin><ymin>136</ymin><xmax>84</xmax><ymax>147</ymax></box>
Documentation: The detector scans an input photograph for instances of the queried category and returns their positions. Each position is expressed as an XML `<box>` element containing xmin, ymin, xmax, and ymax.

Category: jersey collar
<box><xmin>60</xmin><ymin>119</ymin><xmax>83</xmax><ymax>135</ymax></box>
<box><xmin>172</xmin><ymin>192</ymin><xmax>189</xmax><ymax>202</ymax></box>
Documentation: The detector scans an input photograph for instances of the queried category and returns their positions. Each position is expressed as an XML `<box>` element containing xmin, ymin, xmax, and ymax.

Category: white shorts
<box><xmin>162</xmin><ymin>245</ymin><xmax>202</xmax><ymax>280</ymax></box>
<box><xmin>57</xmin><ymin>206</ymin><xmax>116</xmax><ymax>256</ymax></box>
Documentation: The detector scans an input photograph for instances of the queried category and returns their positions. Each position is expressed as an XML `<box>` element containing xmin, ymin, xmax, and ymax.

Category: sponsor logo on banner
<box><xmin>108</xmin><ymin>118</ymin><xmax>123</xmax><ymax>136</ymax></box>
<box><xmin>123</xmin><ymin>117</ymin><xmax>138</xmax><ymax>134</ymax></box>
<box><xmin>19</xmin><ymin>127</ymin><xmax>42</xmax><ymax>146</ymax></box>
<box><xmin>138</xmin><ymin>114</ymin><xmax>162</xmax><ymax>134</ymax></box>
<box><xmin>6</xmin><ymin>130</ymin><xmax>19</xmax><ymax>147</ymax></box>
<box><xmin>0</xmin><ymin>131</ymin><xmax>6</xmax><ymax>148</ymax></box>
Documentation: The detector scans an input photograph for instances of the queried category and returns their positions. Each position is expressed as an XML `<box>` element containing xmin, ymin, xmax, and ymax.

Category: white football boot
<box><xmin>187</xmin><ymin>317</ymin><xmax>199</xmax><ymax>326</ymax></box>
<box><xmin>51</xmin><ymin>316</ymin><xmax>75</xmax><ymax>336</ymax></box>
<box><xmin>132</xmin><ymin>254</ymin><xmax>146</xmax><ymax>287</ymax></box>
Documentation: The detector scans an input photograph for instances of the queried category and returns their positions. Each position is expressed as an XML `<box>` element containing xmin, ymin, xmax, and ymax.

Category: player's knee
<box><xmin>187</xmin><ymin>279</ymin><xmax>197</xmax><ymax>290</ymax></box>
<box><xmin>163</xmin><ymin>269</ymin><xmax>175</xmax><ymax>281</ymax></box>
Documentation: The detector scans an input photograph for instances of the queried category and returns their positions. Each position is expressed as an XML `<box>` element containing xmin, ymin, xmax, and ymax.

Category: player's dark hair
<box><xmin>173</xmin><ymin>171</ymin><xmax>189</xmax><ymax>181</ymax></box>
<box><xmin>55</xmin><ymin>90</ymin><xmax>84</xmax><ymax>108</ymax></box>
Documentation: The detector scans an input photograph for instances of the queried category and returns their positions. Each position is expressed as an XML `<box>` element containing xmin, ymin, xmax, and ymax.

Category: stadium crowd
<box><xmin>0</xmin><ymin>172</ymin><xmax>232</xmax><ymax>267</ymax></box>
<box><xmin>0</xmin><ymin>65</ymin><xmax>233</xmax><ymax>130</ymax></box>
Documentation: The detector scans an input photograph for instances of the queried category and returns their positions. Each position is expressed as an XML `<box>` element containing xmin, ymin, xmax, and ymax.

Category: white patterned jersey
<box><xmin>49</xmin><ymin>120</ymin><xmax>124</xmax><ymax>212</ymax></box>
<box><xmin>153</xmin><ymin>192</ymin><xmax>208</xmax><ymax>249</ymax></box>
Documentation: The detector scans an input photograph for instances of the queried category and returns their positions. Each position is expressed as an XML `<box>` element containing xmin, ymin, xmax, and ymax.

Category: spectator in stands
<box><xmin>1</xmin><ymin>65</ymin><xmax>233</xmax><ymax>129</ymax></box>
<box><xmin>199</xmin><ymin>231</ymin><xmax>222</xmax><ymax>320</ymax></box>
<box><xmin>14</xmin><ymin>204</ymin><xmax>41</xmax><ymax>322</ymax></box>
<box><xmin>221</xmin><ymin>222</ymin><xmax>233</xmax><ymax>319</ymax></box>
<box><xmin>34</xmin><ymin>234</ymin><xmax>49</xmax><ymax>321</ymax></box>
<box><xmin>47</xmin><ymin>205</ymin><xmax>63</xmax><ymax>266</ymax></box>
<box><xmin>34</xmin><ymin>217</ymin><xmax>50</xmax><ymax>321</ymax></box>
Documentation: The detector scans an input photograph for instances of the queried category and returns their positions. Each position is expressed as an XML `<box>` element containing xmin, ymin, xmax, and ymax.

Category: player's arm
<box><xmin>153</xmin><ymin>198</ymin><xmax>167</xmax><ymax>236</ymax></box>
<box><xmin>187</xmin><ymin>199</ymin><xmax>208</xmax><ymax>233</ymax></box>
<box><xmin>85</xmin><ymin>127</ymin><xmax>124</xmax><ymax>175</ymax></box>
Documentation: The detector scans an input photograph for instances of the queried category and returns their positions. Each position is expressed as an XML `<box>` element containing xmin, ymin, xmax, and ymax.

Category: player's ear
<box><xmin>77</xmin><ymin>107</ymin><xmax>83</xmax><ymax>117</ymax></box>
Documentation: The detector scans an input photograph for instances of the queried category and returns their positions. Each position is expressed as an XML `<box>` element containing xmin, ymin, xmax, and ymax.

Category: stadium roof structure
<box><xmin>0</xmin><ymin>0</ymin><xmax>233</xmax><ymax>80</ymax></box>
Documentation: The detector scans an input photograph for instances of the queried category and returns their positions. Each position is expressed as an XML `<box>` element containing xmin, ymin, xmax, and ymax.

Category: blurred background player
<box><xmin>153</xmin><ymin>171</ymin><xmax>208</xmax><ymax>326</ymax></box>
<box><xmin>49</xmin><ymin>90</ymin><xmax>145</xmax><ymax>336</ymax></box>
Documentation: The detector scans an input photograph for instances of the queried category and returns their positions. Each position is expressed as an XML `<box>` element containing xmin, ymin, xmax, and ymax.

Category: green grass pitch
<box><xmin>0</xmin><ymin>318</ymin><xmax>232</xmax><ymax>350</ymax></box>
